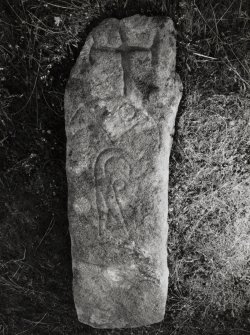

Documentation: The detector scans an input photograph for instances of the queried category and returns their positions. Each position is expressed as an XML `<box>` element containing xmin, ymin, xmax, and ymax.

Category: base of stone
<box><xmin>78</xmin><ymin>313</ymin><xmax>165</xmax><ymax>329</ymax></box>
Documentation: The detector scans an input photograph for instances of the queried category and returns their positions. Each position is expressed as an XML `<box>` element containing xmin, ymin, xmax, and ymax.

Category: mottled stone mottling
<box><xmin>65</xmin><ymin>15</ymin><xmax>182</xmax><ymax>329</ymax></box>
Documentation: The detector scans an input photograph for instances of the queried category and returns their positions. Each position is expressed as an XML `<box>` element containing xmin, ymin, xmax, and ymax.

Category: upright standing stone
<box><xmin>65</xmin><ymin>15</ymin><xmax>182</xmax><ymax>328</ymax></box>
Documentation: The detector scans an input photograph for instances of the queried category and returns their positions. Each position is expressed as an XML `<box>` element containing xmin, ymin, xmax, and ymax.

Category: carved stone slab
<box><xmin>65</xmin><ymin>15</ymin><xmax>182</xmax><ymax>328</ymax></box>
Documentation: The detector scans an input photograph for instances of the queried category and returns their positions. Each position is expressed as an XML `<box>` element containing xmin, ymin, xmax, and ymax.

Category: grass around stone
<box><xmin>0</xmin><ymin>0</ymin><xmax>249</xmax><ymax>334</ymax></box>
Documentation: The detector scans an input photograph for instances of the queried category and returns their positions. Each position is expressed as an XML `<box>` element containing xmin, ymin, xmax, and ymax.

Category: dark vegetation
<box><xmin>0</xmin><ymin>0</ymin><xmax>249</xmax><ymax>334</ymax></box>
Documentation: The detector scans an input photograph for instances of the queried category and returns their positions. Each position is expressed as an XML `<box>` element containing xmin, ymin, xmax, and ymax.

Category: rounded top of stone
<box><xmin>90</xmin><ymin>15</ymin><xmax>175</xmax><ymax>50</ymax></box>
<box><xmin>65</xmin><ymin>14</ymin><xmax>180</xmax><ymax>106</ymax></box>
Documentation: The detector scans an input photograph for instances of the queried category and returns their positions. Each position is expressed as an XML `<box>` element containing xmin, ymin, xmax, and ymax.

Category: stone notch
<box><xmin>65</xmin><ymin>15</ymin><xmax>182</xmax><ymax>329</ymax></box>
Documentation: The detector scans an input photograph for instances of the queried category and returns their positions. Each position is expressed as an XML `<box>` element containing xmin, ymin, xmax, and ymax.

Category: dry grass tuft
<box><xmin>168</xmin><ymin>93</ymin><xmax>250</xmax><ymax>333</ymax></box>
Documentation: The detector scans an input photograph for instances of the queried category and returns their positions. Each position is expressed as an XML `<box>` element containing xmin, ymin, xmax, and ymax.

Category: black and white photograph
<box><xmin>0</xmin><ymin>0</ymin><xmax>249</xmax><ymax>334</ymax></box>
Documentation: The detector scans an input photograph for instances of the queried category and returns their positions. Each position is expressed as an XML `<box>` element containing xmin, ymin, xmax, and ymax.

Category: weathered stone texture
<box><xmin>65</xmin><ymin>15</ymin><xmax>182</xmax><ymax>328</ymax></box>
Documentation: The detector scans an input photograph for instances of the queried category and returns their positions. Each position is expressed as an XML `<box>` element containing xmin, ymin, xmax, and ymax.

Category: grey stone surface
<box><xmin>65</xmin><ymin>15</ymin><xmax>182</xmax><ymax>329</ymax></box>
